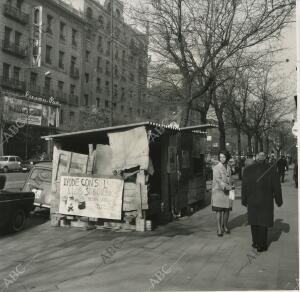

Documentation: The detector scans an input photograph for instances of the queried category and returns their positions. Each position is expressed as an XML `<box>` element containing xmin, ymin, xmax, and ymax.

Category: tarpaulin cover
<box><xmin>108</xmin><ymin>126</ymin><xmax>149</xmax><ymax>171</ymax></box>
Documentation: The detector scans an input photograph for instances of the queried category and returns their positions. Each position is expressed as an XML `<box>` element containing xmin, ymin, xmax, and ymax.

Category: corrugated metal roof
<box><xmin>42</xmin><ymin>121</ymin><xmax>216</xmax><ymax>140</ymax></box>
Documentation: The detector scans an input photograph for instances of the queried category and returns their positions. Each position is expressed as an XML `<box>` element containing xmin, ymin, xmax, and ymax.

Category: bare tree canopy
<box><xmin>128</xmin><ymin>0</ymin><xmax>295</xmax><ymax>125</ymax></box>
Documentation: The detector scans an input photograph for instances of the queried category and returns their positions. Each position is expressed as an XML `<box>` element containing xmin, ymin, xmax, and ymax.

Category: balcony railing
<box><xmin>69</xmin><ymin>94</ymin><xmax>79</xmax><ymax>106</ymax></box>
<box><xmin>70</xmin><ymin>66</ymin><xmax>79</xmax><ymax>79</ymax></box>
<box><xmin>2</xmin><ymin>40</ymin><xmax>27</xmax><ymax>58</ymax></box>
<box><xmin>0</xmin><ymin>76</ymin><xmax>26</xmax><ymax>91</ymax></box>
<box><xmin>3</xmin><ymin>3</ymin><xmax>29</xmax><ymax>24</ymax></box>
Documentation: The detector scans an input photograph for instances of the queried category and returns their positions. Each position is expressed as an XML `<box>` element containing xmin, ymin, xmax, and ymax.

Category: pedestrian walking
<box><xmin>241</xmin><ymin>152</ymin><xmax>282</xmax><ymax>252</ymax></box>
<box><xmin>277</xmin><ymin>155</ymin><xmax>288</xmax><ymax>182</ymax></box>
<box><xmin>211</xmin><ymin>150</ymin><xmax>234</xmax><ymax>237</ymax></box>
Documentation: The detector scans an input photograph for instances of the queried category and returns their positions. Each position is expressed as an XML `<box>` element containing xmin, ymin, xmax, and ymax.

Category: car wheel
<box><xmin>8</xmin><ymin>209</ymin><xmax>26</xmax><ymax>232</ymax></box>
<box><xmin>3</xmin><ymin>166</ymin><xmax>8</xmax><ymax>173</ymax></box>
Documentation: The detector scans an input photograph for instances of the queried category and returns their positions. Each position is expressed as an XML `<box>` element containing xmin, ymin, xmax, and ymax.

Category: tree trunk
<box><xmin>265</xmin><ymin>135</ymin><xmax>269</xmax><ymax>154</ymax></box>
<box><xmin>237</xmin><ymin>128</ymin><xmax>241</xmax><ymax>156</ymax></box>
<box><xmin>259</xmin><ymin>136</ymin><xmax>264</xmax><ymax>152</ymax></box>
<box><xmin>219</xmin><ymin>121</ymin><xmax>226</xmax><ymax>150</ymax></box>
<box><xmin>254</xmin><ymin>134</ymin><xmax>259</xmax><ymax>154</ymax></box>
<box><xmin>247</xmin><ymin>134</ymin><xmax>252</xmax><ymax>154</ymax></box>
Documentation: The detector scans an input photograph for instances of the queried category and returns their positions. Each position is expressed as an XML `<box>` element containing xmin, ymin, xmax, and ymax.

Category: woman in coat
<box><xmin>212</xmin><ymin>150</ymin><xmax>234</xmax><ymax>236</ymax></box>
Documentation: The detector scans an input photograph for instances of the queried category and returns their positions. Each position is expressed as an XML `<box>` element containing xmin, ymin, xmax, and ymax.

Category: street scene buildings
<box><xmin>0</xmin><ymin>0</ymin><xmax>298</xmax><ymax>291</ymax></box>
<box><xmin>0</xmin><ymin>0</ymin><xmax>148</xmax><ymax>159</ymax></box>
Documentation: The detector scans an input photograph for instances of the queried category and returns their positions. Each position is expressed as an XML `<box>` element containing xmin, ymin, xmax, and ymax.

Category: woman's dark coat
<box><xmin>241</xmin><ymin>161</ymin><xmax>282</xmax><ymax>227</ymax></box>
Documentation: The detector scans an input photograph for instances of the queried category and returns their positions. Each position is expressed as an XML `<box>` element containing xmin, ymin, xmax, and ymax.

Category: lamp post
<box><xmin>24</xmin><ymin>70</ymin><xmax>52</xmax><ymax>160</ymax></box>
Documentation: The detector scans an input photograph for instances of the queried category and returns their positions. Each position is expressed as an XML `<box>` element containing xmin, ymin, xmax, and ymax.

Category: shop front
<box><xmin>0</xmin><ymin>91</ymin><xmax>60</xmax><ymax>159</ymax></box>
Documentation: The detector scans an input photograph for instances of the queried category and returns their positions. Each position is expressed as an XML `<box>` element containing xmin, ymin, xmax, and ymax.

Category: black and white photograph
<box><xmin>0</xmin><ymin>0</ymin><xmax>298</xmax><ymax>291</ymax></box>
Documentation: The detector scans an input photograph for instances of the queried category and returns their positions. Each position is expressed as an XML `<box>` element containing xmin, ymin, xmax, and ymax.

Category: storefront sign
<box><xmin>59</xmin><ymin>176</ymin><xmax>124</xmax><ymax>220</ymax></box>
<box><xmin>3</xmin><ymin>96</ymin><xmax>59</xmax><ymax>127</ymax></box>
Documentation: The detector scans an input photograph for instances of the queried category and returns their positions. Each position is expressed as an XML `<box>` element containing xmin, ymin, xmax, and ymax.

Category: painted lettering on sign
<box><xmin>59</xmin><ymin>176</ymin><xmax>124</xmax><ymax>220</ymax></box>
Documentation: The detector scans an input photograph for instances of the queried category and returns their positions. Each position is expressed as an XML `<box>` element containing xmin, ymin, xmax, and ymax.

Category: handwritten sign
<box><xmin>59</xmin><ymin>176</ymin><xmax>124</xmax><ymax>220</ymax></box>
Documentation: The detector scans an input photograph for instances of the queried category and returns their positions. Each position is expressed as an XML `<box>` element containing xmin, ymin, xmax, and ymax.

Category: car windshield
<box><xmin>30</xmin><ymin>168</ymin><xmax>52</xmax><ymax>184</ymax></box>
<box><xmin>0</xmin><ymin>157</ymin><xmax>8</xmax><ymax>161</ymax></box>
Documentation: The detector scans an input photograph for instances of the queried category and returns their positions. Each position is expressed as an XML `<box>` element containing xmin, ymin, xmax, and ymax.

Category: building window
<box><xmin>114</xmin><ymin>65</ymin><xmax>119</xmax><ymax>79</ymax></box>
<box><xmin>113</xmin><ymin>84</ymin><xmax>118</xmax><ymax>99</ymax></box>
<box><xmin>96</xmin><ymin>78</ymin><xmax>101</xmax><ymax>91</ymax></box>
<box><xmin>86</xmin><ymin>7</ymin><xmax>93</xmax><ymax>19</ymax></box>
<box><xmin>69</xmin><ymin>111</ymin><xmax>75</xmax><ymax>123</ymax></box>
<box><xmin>85</xmin><ymin>73</ymin><xmax>89</xmax><ymax>83</ymax></box>
<box><xmin>15</xmin><ymin>31</ymin><xmax>22</xmax><ymax>47</ymax></box>
<box><xmin>46</xmin><ymin>15</ymin><xmax>53</xmax><ymax>34</ymax></box>
<box><xmin>3</xmin><ymin>63</ymin><xmax>10</xmax><ymax>80</ymax></box>
<box><xmin>130</xmin><ymin>73</ymin><xmax>134</xmax><ymax>82</ymax></box>
<box><xmin>106</xmin><ymin>61</ymin><xmax>110</xmax><ymax>74</ymax></box>
<box><xmin>72</xmin><ymin>29</ymin><xmax>77</xmax><ymax>46</ymax></box>
<box><xmin>59</xmin><ymin>51</ymin><xmax>64</xmax><ymax>69</ymax></box>
<box><xmin>34</xmin><ymin>8</ymin><xmax>40</xmax><ymax>25</ymax></box>
<box><xmin>121</xmin><ymin>105</ymin><xmax>124</xmax><ymax>112</ymax></box>
<box><xmin>70</xmin><ymin>84</ymin><xmax>75</xmax><ymax>95</ymax></box>
<box><xmin>84</xmin><ymin>94</ymin><xmax>89</xmax><ymax>106</ymax></box>
<box><xmin>16</xmin><ymin>0</ymin><xmax>23</xmax><ymax>9</ymax></box>
<box><xmin>85</xmin><ymin>50</ymin><xmax>90</xmax><ymax>62</ymax></box>
<box><xmin>97</xmin><ymin>57</ymin><xmax>102</xmax><ymax>68</ymax></box>
<box><xmin>121</xmin><ymin>87</ymin><xmax>125</xmax><ymax>101</ymax></box>
<box><xmin>60</xmin><ymin>22</ymin><xmax>66</xmax><ymax>40</ymax></box>
<box><xmin>115</xmin><ymin>48</ymin><xmax>119</xmax><ymax>59</ymax></box>
<box><xmin>60</xmin><ymin>109</ymin><xmax>64</xmax><ymax>124</ymax></box>
<box><xmin>105</xmin><ymin>80</ymin><xmax>109</xmax><ymax>93</ymax></box>
<box><xmin>44</xmin><ymin>76</ymin><xmax>51</xmax><ymax>91</ymax></box>
<box><xmin>96</xmin><ymin>98</ymin><xmax>100</xmax><ymax>107</ymax></box>
<box><xmin>106</xmin><ymin>41</ymin><xmax>111</xmax><ymax>55</ymax></box>
<box><xmin>116</xmin><ymin>9</ymin><xmax>121</xmax><ymax>18</ymax></box>
<box><xmin>13</xmin><ymin>67</ymin><xmax>20</xmax><ymax>81</ymax></box>
<box><xmin>105</xmin><ymin>100</ymin><xmax>109</xmax><ymax>107</ymax></box>
<box><xmin>58</xmin><ymin>81</ymin><xmax>64</xmax><ymax>92</ymax></box>
<box><xmin>30</xmin><ymin>72</ymin><xmax>37</xmax><ymax>87</ymax></box>
<box><xmin>4</xmin><ymin>26</ymin><xmax>11</xmax><ymax>44</ymax></box>
<box><xmin>98</xmin><ymin>15</ymin><xmax>104</xmax><ymax>28</ymax></box>
<box><xmin>45</xmin><ymin>45</ymin><xmax>52</xmax><ymax>64</ymax></box>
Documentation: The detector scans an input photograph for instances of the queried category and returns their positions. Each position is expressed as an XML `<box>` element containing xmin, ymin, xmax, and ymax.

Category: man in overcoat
<box><xmin>241</xmin><ymin>152</ymin><xmax>282</xmax><ymax>252</ymax></box>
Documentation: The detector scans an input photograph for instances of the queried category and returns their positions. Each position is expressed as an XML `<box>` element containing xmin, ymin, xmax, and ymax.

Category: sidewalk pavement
<box><xmin>0</xmin><ymin>171</ymin><xmax>298</xmax><ymax>292</ymax></box>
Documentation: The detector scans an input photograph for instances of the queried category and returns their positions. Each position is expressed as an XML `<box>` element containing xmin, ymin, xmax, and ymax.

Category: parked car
<box><xmin>22</xmin><ymin>162</ymin><xmax>52</xmax><ymax>208</ymax></box>
<box><xmin>21</xmin><ymin>153</ymin><xmax>51</xmax><ymax>172</ymax></box>
<box><xmin>0</xmin><ymin>156</ymin><xmax>22</xmax><ymax>172</ymax></box>
<box><xmin>0</xmin><ymin>175</ymin><xmax>35</xmax><ymax>232</ymax></box>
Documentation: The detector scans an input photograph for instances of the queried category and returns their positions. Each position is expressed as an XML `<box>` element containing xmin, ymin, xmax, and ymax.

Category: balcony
<box><xmin>3</xmin><ymin>3</ymin><xmax>29</xmax><ymax>24</ymax></box>
<box><xmin>70</xmin><ymin>66</ymin><xmax>79</xmax><ymax>79</ymax></box>
<box><xmin>56</xmin><ymin>91</ymin><xmax>68</xmax><ymax>103</ymax></box>
<box><xmin>2</xmin><ymin>40</ymin><xmax>27</xmax><ymax>58</ymax></box>
<box><xmin>0</xmin><ymin>76</ymin><xmax>25</xmax><ymax>91</ymax></box>
<box><xmin>69</xmin><ymin>94</ymin><xmax>79</xmax><ymax>106</ymax></box>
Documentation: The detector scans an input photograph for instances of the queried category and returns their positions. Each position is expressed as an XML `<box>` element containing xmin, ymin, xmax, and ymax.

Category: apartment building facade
<box><xmin>0</xmin><ymin>0</ymin><xmax>148</xmax><ymax>158</ymax></box>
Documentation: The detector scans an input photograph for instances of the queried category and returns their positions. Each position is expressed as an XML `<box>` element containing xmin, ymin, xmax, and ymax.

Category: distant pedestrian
<box><xmin>212</xmin><ymin>150</ymin><xmax>234</xmax><ymax>237</ymax></box>
<box><xmin>244</xmin><ymin>153</ymin><xmax>255</xmax><ymax>168</ymax></box>
<box><xmin>242</xmin><ymin>152</ymin><xmax>282</xmax><ymax>252</ymax></box>
<box><xmin>277</xmin><ymin>155</ymin><xmax>288</xmax><ymax>183</ymax></box>
<box><xmin>293</xmin><ymin>159</ymin><xmax>298</xmax><ymax>188</ymax></box>
<box><xmin>269</xmin><ymin>153</ymin><xmax>276</xmax><ymax>165</ymax></box>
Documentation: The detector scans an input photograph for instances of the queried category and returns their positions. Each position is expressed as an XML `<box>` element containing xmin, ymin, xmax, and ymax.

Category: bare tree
<box><xmin>127</xmin><ymin>0</ymin><xmax>295</xmax><ymax>126</ymax></box>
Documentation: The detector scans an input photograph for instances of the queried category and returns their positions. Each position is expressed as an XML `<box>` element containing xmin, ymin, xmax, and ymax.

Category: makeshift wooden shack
<box><xmin>42</xmin><ymin>122</ymin><xmax>215</xmax><ymax>231</ymax></box>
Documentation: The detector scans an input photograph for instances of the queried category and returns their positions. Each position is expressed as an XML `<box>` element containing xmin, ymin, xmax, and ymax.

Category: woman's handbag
<box><xmin>229</xmin><ymin>189</ymin><xmax>235</xmax><ymax>200</ymax></box>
